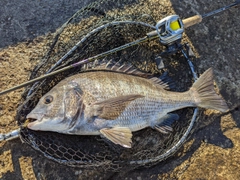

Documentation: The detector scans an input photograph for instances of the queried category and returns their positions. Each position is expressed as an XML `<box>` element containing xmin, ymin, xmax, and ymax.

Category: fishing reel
<box><xmin>155</xmin><ymin>15</ymin><xmax>186</xmax><ymax>56</ymax></box>
<box><xmin>155</xmin><ymin>15</ymin><xmax>184</xmax><ymax>46</ymax></box>
<box><xmin>153</xmin><ymin>15</ymin><xmax>190</xmax><ymax>69</ymax></box>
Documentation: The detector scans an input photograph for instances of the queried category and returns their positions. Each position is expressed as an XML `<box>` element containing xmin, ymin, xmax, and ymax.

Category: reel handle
<box><xmin>182</xmin><ymin>15</ymin><xmax>202</xmax><ymax>28</ymax></box>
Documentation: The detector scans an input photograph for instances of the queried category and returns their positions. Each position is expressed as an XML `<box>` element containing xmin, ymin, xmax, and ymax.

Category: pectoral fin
<box><xmin>91</xmin><ymin>94</ymin><xmax>144</xmax><ymax>120</ymax></box>
<box><xmin>100</xmin><ymin>127</ymin><xmax>133</xmax><ymax>148</ymax></box>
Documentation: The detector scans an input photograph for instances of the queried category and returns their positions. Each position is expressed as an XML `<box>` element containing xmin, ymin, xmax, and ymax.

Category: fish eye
<box><xmin>44</xmin><ymin>95</ymin><xmax>53</xmax><ymax>104</ymax></box>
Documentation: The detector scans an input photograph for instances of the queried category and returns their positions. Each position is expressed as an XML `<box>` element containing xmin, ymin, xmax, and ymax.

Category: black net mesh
<box><xmin>16</xmin><ymin>0</ymin><xmax>198</xmax><ymax>171</ymax></box>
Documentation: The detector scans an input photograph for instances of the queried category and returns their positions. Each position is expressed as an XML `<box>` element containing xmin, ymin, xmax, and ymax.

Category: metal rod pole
<box><xmin>0</xmin><ymin>1</ymin><xmax>239</xmax><ymax>96</ymax></box>
<box><xmin>0</xmin><ymin>35</ymin><xmax>155</xmax><ymax>96</ymax></box>
<box><xmin>0</xmin><ymin>129</ymin><xmax>20</xmax><ymax>142</ymax></box>
<box><xmin>202</xmin><ymin>1</ymin><xmax>240</xmax><ymax>19</ymax></box>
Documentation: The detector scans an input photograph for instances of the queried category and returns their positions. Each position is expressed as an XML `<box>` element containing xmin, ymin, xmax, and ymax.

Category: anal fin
<box><xmin>100</xmin><ymin>127</ymin><xmax>133</xmax><ymax>148</ymax></box>
<box><xmin>155</xmin><ymin>113</ymin><xmax>179</xmax><ymax>134</ymax></box>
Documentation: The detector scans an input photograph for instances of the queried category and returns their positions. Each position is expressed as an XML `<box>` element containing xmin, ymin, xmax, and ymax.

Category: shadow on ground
<box><xmin>1</xmin><ymin>0</ymin><xmax>240</xmax><ymax>179</ymax></box>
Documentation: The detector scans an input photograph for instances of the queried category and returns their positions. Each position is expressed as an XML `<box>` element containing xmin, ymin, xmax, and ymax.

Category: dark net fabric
<box><xmin>16</xmin><ymin>0</ymin><xmax>196</xmax><ymax>171</ymax></box>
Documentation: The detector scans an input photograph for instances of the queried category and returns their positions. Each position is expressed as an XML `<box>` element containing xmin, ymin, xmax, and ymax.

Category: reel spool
<box><xmin>155</xmin><ymin>15</ymin><xmax>184</xmax><ymax>45</ymax></box>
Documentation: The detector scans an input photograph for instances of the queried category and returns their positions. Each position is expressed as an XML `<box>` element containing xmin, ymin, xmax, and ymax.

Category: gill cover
<box><xmin>27</xmin><ymin>81</ymin><xmax>84</xmax><ymax>131</ymax></box>
<box><xmin>63</xmin><ymin>82</ymin><xmax>84</xmax><ymax>128</ymax></box>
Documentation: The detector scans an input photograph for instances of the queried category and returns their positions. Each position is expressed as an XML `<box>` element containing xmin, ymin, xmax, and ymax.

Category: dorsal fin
<box><xmin>82</xmin><ymin>60</ymin><xmax>174</xmax><ymax>90</ymax></box>
<box><xmin>149</xmin><ymin>71</ymin><xmax>175</xmax><ymax>90</ymax></box>
<box><xmin>83</xmin><ymin>59</ymin><xmax>152</xmax><ymax>78</ymax></box>
<box><xmin>108</xmin><ymin>62</ymin><xmax>151</xmax><ymax>78</ymax></box>
<box><xmin>149</xmin><ymin>77</ymin><xmax>169</xmax><ymax>90</ymax></box>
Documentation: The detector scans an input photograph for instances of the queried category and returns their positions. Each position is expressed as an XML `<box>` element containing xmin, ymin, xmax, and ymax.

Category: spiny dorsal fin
<box><xmin>106</xmin><ymin>60</ymin><xmax>152</xmax><ymax>78</ymax></box>
<box><xmin>82</xmin><ymin>59</ymin><xmax>152</xmax><ymax>78</ymax></box>
<box><xmin>83</xmin><ymin>60</ymin><xmax>174</xmax><ymax>89</ymax></box>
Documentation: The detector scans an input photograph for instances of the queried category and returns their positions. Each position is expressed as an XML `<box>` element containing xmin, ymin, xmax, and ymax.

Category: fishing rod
<box><xmin>0</xmin><ymin>0</ymin><xmax>239</xmax><ymax>97</ymax></box>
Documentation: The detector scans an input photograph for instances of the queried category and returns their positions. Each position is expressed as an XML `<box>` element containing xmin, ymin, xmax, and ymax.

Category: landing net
<box><xmin>16</xmin><ymin>0</ymin><xmax>197</xmax><ymax>171</ymax></box>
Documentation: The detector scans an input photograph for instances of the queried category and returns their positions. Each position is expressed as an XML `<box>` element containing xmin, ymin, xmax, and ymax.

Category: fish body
<box><xmin>27</xmin><ymin>64</ymin><xmax>228</xmax><ymax>148</ymax></box>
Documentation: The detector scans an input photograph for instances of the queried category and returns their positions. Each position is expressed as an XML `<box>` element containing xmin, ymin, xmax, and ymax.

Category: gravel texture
<box><xmin>0</xmin><ymin>0</ymin><xmax>239</xmax><ymax>179</ymax></box>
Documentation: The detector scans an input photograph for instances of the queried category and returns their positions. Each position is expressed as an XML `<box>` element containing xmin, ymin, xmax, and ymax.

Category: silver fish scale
<box><xmin>110</xmin><ymin>98</ymin><xmax>161</xmax><ymax>131</ymax></box>
<box><xmin>65</xmin><ymin>71</ymin><xmax>194</xmax><ymax>132</ymax></box>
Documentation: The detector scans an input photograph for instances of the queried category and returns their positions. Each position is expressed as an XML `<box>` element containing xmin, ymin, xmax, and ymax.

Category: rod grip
<box><xmin>182</xmin><ymin>15</ymin><xmax>202</xmax><ymax>28</ymax></box>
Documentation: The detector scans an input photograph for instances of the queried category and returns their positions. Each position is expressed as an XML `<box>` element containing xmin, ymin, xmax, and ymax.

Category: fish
<box><xmin>26</xmin><ymin>63</ymin><xmax>229</xmax><ymax>148</ymax></box>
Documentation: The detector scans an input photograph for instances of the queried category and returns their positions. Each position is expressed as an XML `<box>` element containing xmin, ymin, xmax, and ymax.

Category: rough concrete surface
<box><xmin>0</xmin><ymin>0</ymin><xmax>240</xmax><ymax>179</ymax></box>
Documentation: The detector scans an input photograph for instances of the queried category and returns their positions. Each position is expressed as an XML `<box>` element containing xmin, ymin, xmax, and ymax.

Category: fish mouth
<box><xmin>25</xmin><ymin>113</ymin><xmax>44</xmax><ymax>130</ymax></box>
<box><xmin>27</xmin><ymin>120</ymin><xmax>39</xmax><ymax>129</ymax></box>
<box><xmin>26</xmin><ymin>113</ymin><xmax>40</xmax><ymax>120</ymax></box>
<box><xmin>25</xmin><ymin>118</ymin><xmax>36</xmax><ymax>125</ymax></box>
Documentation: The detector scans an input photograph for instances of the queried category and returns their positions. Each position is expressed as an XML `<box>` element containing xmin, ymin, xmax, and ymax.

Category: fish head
<box><xmin>27</xmin><ymin>81</ymin><xmax>83</xmax><ymax>132</ymax></box>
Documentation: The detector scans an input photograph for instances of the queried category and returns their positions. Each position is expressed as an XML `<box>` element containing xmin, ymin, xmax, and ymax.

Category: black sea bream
<box><xmin>27</xmin><ymin>64</ymin><xmax>228</xmax><ymax>148</ymax></box>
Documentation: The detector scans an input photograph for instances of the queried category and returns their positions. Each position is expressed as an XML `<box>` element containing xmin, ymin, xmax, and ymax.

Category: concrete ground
<box><xmin>0</xmin><ymin>0</ymin><xmax>239</xmax><ymax>179</ymax></box>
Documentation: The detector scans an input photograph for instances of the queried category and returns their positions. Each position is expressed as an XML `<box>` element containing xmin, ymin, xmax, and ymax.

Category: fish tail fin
<box><xmin>190</xmin><ymin>68</ymin><xmax>229</xmax><ymax>112</ymax></box>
